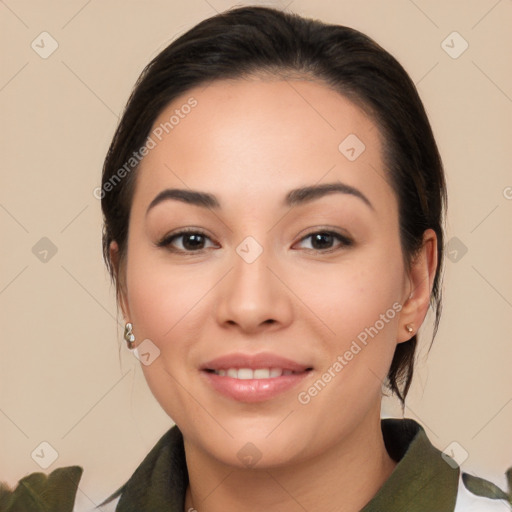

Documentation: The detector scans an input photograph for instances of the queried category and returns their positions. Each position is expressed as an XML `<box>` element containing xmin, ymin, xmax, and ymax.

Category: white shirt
<box><xmin>454</xmin><ymin>475</ymin><xmax>509</xmax><ymax>511</ymax></box>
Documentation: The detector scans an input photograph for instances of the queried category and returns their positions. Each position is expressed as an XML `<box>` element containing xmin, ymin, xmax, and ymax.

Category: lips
<box><xmin>201</xmin><ymin>352</ymin><xmax>311</xmax><ymax>373</ymax></box>
<box><xmin>200</xmin><ymin>352</ymin><xmax>313</xmax><ymax>402</ymax></box>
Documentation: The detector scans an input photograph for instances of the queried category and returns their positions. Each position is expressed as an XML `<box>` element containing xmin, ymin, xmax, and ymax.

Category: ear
<box><xmin>109</xmin><ymin>241</ymin><xmax>131</xmax><ymax>321</ymax></box>
<box><xmin>397</xmin><ymin>228</ymin><xmax>438</xmax><ymax>343</ymax></box>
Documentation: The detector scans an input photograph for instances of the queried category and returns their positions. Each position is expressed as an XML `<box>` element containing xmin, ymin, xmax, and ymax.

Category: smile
<box><xmin>200</xmin><ymin>353</ymin><xmax>313</xmax><ymax>402</ymax></box>
<box><xmin>208</xmin><ymin>368</ymin><xmax>303</xmax><ymax>379</ymax></box>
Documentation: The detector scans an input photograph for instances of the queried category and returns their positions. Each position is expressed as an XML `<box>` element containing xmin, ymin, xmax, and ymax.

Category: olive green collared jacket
<box><xmin>1</xmin><ymin>419</ymin><xmax>510</xmax><ymax>511</ymax></box>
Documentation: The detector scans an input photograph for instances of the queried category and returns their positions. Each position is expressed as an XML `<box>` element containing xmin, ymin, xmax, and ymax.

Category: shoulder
<box><xmin>0</xmin><ymin>466</ymin><xmax>83</xmax><ymax>512</ymax></box>
<box><xmin>376</xmin><ymin>418</ymin><xmax>511</xmax><ymax>511</ymax></box>
<box><xmin>0</xmin><ymin>466</ymin><xmax>121</xmax><ymax>511</ymax></box>
<box><xmin>454</xmin><ymin>472</ymin><xmax>511</xmax><ymax>511</ymax></box>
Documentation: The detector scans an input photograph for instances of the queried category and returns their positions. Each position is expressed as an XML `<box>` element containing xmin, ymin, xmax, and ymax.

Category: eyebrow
<box><xmin>146</xmin><ymin>182</ymin><xmax>374</xmax><ymax>215</ymax></box>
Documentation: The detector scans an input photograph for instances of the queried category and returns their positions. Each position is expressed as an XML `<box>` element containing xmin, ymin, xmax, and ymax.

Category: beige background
<box><xmin>1</xmin><ymin>0</ymin><xmax>511</xmax><ymax>510</ymax></box>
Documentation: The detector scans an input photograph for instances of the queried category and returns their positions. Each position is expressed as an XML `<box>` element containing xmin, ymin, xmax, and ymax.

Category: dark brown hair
<box><xmin>101</xmin><ymin>6</ymin><xmax>446</xmax><ymax>403</ymax></box>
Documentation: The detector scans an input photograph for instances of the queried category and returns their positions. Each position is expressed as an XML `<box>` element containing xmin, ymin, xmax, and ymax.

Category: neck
<box><xmin>183</xmin><ymin>408</ymin><xmax>396</xmax><ymax>512</ymax></box>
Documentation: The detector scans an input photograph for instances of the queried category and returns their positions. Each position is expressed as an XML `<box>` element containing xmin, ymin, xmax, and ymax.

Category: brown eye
<box><xmin>157</xmin><ymin>230</ymin><xmax>217</xmax><ymax>252</ymax></box>
<box><xmin>295</xmin><ymin>231</ymin><xmax>353</xmax><ymax>252</ymax></box>
<box><xmin>180</xmin><ymin>233</ymin><xmax>207</xmax><ymax>250</ymax></box>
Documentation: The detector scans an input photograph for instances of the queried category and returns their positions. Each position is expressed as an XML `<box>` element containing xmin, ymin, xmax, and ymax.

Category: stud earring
<box><xmin>405</xmin><ymin>324</ymin><xmax>414</xmax><ymax>334</ymax></box>
<box><xmin>124</xmin><ymin>322</ymin><xmax>135</xmax><ymax>349</ymax></box>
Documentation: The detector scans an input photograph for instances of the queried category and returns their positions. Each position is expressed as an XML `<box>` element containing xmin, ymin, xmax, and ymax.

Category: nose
<box><xmin>214</xmin><ymin>246</ymin><xmax>294</xmax><ymax>334</ymax></box>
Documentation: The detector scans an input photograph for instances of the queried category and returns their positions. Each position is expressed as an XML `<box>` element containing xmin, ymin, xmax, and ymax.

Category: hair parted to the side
<box><xmin>100</xmin><ymin>6</ymin><xmax>446</xmax><ymax>404</ymax></box>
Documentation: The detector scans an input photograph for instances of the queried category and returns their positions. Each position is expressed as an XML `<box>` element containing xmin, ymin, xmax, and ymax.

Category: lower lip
<box><xmin>201</xmin><ymin>371</ymin><xmax>310</xmax><ymax>403</ymax></box>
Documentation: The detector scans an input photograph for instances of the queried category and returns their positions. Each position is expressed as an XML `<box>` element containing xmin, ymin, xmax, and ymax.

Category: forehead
<box><xmin>133</xmin><ymin>77</ymin><xmax>396</xmax><ymax>215</ymax></box>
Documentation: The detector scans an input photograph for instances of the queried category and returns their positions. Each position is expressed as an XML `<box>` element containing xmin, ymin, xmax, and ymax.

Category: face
<box><xmin>117</xmin><ymin>77</ymin><xmax>417</xmax><ymax>468</ymax></box>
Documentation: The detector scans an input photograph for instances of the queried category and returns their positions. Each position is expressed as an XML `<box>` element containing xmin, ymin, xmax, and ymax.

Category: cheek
<box><xmin>124</xmin><ymin>245</ymin><xmax>215</xmax><ymax>357</ymax></box>
<box><xmin>294</xmin><ymin>243</ymin><xmax>405</xmax><ymax>376</ymax></box>
<box><xmin>123</xmin><ymin>246</ymin><xmax>214</xmax><ymax>422</ymax></box>
<box><xmin>290</xmin><ymin>251</ymin><xmax>405</xmax><ymax>432</ymax></box>
<box><xmin>309</xmin><ymin>260</ymin><xmax>402</xmax><ymax>332</ymax></box>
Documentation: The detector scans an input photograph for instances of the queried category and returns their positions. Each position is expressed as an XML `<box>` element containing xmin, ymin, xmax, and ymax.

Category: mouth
<box><xmin>204</xmin><ymin>367</ymin><xmax>309</xmax><ymax>379</ymax></box>
<box><xmin>200</xmin><ymin>353</ymin><xmax>313</xmax><ymax>402</ymax></box>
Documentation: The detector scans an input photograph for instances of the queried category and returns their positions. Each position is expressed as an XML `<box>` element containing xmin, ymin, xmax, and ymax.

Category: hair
<box><xmin>100</xmin><ymin>6</ymin><xmax>446</xmax><ymax>404</ymax></box>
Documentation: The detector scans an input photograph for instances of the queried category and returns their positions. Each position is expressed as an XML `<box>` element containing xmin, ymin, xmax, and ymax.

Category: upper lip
<box><xmin>201</xmin><ymin>352</ymin><xmax>312</xmax><ymax>372</ymax></box>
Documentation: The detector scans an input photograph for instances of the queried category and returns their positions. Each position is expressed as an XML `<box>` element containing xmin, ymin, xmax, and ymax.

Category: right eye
<box><xmin>157</xmin><ymin>229</ymin><xmax>218</xmax><ymax>253</ymax></box>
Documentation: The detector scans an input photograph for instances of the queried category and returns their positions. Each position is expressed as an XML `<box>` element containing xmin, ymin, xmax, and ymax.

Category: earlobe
<box><xmin>109</xmin><ymin>241</ymin><xmax>119</xmax><ymax>274</ymax></box>
<box><xmin>109</xmin><ymin>241</ymin><xmax>130</xmax><ymax>321</ymax></box>
<box><xmin>397</xmin><ymin>229</ymin><xmax>438</xmax><ymax>343</ymax></box>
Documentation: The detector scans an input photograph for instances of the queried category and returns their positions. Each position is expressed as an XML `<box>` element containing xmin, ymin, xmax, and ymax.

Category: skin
<box><xmin>111</xmin><ymin>77</ymin><xmax>437</xmax><ymax>512</ymax></box>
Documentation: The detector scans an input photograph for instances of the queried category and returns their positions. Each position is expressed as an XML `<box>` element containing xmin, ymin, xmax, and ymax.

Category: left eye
<box><xmin>295</xmin><ymin>231</ymin><xmax>352</xmax><ymax>251</ymax></box>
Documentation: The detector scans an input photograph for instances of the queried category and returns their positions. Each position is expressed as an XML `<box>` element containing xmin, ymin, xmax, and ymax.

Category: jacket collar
<box><xmin>361</xmin><ymin>419</ymin><xmax>459</xmax><ymax>511</ymax></box>
<box><xmin>105</xmin><ymin>418</ymin><xmax>459</xmax><ymax>511</ymax></box>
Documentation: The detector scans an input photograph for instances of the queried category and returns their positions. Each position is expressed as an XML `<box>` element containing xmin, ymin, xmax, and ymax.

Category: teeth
<box><xmin>237</xmin><ymin>368</ymin><xmax>254</xmax><ymax>380</ymax></box>
<box><xmin>253</xmin><ymin>368</ymin><xmax>270</xmax><ymax>379</ymax></box>
<box><xmin>212</xmin><ymin>367</ymin><xmax>297</xmax><ymax>379</ymax></box>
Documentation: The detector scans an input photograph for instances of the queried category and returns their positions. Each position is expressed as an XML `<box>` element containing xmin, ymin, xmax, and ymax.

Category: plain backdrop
<box><xmin>1</xmin><ymin>0</ymin><xmax>511</xmax><ymax>510</ymax></box>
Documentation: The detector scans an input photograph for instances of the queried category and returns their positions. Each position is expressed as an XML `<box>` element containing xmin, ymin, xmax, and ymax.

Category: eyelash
<box><xmin>156</xmin><ymin>228</ymin><xmax>353</xmax><ymax>254</ymax></box>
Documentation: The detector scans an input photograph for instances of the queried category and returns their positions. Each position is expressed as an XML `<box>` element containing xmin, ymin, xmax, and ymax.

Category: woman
<box><xmin>1</xmin><ymin>6</ymin><xmax>509</xmax><ymax>512</ymax></box>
